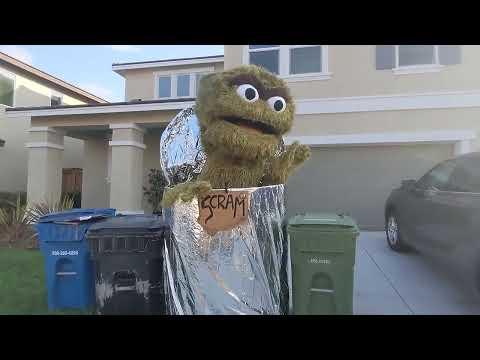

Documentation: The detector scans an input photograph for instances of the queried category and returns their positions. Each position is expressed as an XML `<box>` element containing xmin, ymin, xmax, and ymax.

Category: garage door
<box><xmin>285</xmin><ymin>144</ymin><xmax>454</xmax><ymax>230</ymax></box>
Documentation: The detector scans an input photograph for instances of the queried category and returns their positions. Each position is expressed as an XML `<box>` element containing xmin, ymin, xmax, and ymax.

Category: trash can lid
<box><xmin>38</xmin><ymin>208</ymin><xmax>116</xmax><ymax>223</ymax></box>
<box><xmin>86</xmin><ymin>215</ymin><xmax>168</xmax><ymax>235</ymax></box>
<box><xmin>288</xmin><ymin>212</ymin><xmax>358</xmax><ymax>230</ymax></box>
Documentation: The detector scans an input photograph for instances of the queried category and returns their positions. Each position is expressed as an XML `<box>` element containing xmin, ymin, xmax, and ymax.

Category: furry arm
<box><xmin>161</xmin><ymin>180</ymin><xmax>213</xmax><ymax>208</ymax></box>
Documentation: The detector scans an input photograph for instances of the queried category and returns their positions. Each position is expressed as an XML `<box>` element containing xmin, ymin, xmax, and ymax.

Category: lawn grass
<box><xmin>0</xmin><ymin>248</ymin><xmax>92</xmax><ymax>315</ymax></box>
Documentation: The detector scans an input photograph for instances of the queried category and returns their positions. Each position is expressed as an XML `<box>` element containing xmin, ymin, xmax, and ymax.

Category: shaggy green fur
<box><xmin>161</xmin><ymin>181</ymin><xmax>212</xmax><ymax>207</ymax></box>
<box><xmin>162</xmin><ymin>65</ymin><xmax>310</xmax><ymax>208</ymax></box>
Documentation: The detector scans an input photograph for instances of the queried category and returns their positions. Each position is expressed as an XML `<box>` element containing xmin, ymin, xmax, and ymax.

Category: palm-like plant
<box><xmin>28</xmin><ymin>195</ymin><xmax>75</xmax><ymax>224</ymax></box>
<box><xmin>0</xmin><ymin>194</ymin><xmax>75</xmax><ymax>248</ymax></box>
<box><xmin>0</xmin><ymin>194</ymin><xmax>35</xmax><ymax>248</ymax></box>
<box><xmin>0</xmin><ymin>191</ymin><xmax>27</xmax><ymax>209</ymax></box>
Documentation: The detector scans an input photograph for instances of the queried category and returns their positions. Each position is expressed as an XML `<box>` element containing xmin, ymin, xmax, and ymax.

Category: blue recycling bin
<box><xmin>36</xmin><ymin>208</ymin><xmax>116</xmax><ymax>311</ymax></box>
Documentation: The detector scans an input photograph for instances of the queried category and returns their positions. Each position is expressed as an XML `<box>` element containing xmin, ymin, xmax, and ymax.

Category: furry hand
<box><xmin>161</xmin><ymin>181</ymin><xmax>212</xmax><ymax>208</ymax></box>
<box><xmin>263</xmin><ymin>141</ymin><xmax>311</xmax><ymax>185</ymax></box>
<box><xmin>284</xmin><ymin>141</ymin><xmax>311</xmax><ymax>168</ymax></box>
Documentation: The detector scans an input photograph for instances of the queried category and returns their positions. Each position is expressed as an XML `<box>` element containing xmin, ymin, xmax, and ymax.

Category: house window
<box><xmin>158</xmin><ymin>76</ymin><xmax>172</xmax><ymax>98</ymax></box>
<box><xmin>246</xmin><ymin>45</ymin><xmax>329</xmax><ymax>81</ymax></box>
<box><xmin>0</xmin><ymin>72</ymin><xmax>14</xmax><ymax>106</ymax></box>
<box><xmin>398</xmin><ymin>45</ymin><xmax>437</xmax><ymax>67</ymax></box>
<box><xmin>176</xmin><ymin>74</ymin><xmax>190</xmax><ymax>97</ymax></box>
<box><xmin>289</xmin><ymin>45</ymin><xmax>322</xmax><ymax>74</ymax></box>
<box><xmin>51</xmin><ymin>95</ymin><xmax>62</xmax><ymax>106</ymax></box>
<box><xmin>155</xmin><ymin>69</ymin><xmax>214</xmax><ymax>99</ymax></box>
<box><xmin>376</xmin><ymin>45</ymin><xmax>461</xmax><ymax>74</ymax></box>
<box><xmin>248</xmin><ymin>45</ymin><xmax>280</xmax><ymax>74</ymax></box>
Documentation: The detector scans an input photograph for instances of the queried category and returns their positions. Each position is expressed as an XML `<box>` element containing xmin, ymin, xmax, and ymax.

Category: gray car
<box><xmin>385</xmin><ymin>152</ymin><xmax>480</xmax><ymax>293</ymax></box>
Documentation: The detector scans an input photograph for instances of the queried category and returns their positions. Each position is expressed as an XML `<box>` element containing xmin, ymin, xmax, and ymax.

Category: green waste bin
<box><xmin>288</xmin><ymin>213</ymin><xmax>360</xmax><ymax>315</ymax></box>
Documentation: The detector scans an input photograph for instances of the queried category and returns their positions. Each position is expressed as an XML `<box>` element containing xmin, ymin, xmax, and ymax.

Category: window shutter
<box><xmin>439</xmin><ymin>45</ymin><xmax>461</xmax><ymax>65</ymax></box>
<box><xmin>375</xmin><ymin>45</ymin><xmax>396</xmax><ymax>70</ymax></box>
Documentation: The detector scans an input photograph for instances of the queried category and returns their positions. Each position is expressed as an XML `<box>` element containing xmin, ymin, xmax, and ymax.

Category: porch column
<box><xmin>109</xmin><ymin>123</ymin><xmax>146</xmax><ymax>214</ymax></box>
<box><xmin>82</xmin><ymin>136</ymin><xmax>110</xmax><ymax>208</ymax></box>
<box><xmin>26</xmin><ymin>127</ymin><xmax>64</xmax><ymax>205</ymax></box>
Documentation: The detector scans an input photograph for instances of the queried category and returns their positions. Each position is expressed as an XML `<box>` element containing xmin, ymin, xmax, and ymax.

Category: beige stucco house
<box><xmin>5</xmin><ymin>46</ymin><xmax>480</xmax><ymax>229</ymax></box>
<box><xmin>0</xmin><ymin>51</ymin><xmax>107</xmax><ymax>197</ymax></box>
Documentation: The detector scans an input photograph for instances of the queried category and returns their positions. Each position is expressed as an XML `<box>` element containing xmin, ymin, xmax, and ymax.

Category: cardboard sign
<box><xmin>197</xmin><ymin>190</ymin><xmax>251</xmax><ymax>235</ymax></box>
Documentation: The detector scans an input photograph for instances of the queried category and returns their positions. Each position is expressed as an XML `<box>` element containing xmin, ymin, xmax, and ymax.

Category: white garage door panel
<box><xmin>285</xmin><ymin>144</ymin><xmax>454</xmax><ymax>230</ymax></box>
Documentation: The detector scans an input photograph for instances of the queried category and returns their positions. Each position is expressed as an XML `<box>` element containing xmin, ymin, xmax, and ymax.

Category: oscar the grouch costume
<box><xmin>162</xmin><ymin>65</ymin><xmax>310</xmax><ymax>207</ymax></box>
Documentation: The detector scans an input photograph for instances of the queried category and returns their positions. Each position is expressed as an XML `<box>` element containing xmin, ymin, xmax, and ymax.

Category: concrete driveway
<box><xmin>354</xmin><ymin>232</ymin><xmax>480</xmax><ymax>315</ymax></box>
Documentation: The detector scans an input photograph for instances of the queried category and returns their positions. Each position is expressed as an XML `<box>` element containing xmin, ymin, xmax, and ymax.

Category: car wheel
<box><xmin>386</xmin><ymin>212</ymin><xmax>408</xmax><ymax>252</ymax></box>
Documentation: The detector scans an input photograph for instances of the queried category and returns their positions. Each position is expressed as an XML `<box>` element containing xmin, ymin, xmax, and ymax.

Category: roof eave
<box><xmin>5</xmin><ymin>99</ymin><xmax>195</xmax><ymax>118</ymax></box>
<box><xmin>112</xmin><ymin>56</ymin><xmax>224</xmax><ymax>73</ymax></box>
<box><xmin>0</xmin><ymin>52</ymin><xmax>108</xmax><ymax>104</ymax></box>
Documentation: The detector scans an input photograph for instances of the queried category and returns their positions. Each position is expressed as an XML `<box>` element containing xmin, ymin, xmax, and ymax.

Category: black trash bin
<box><xmin>86</xmin><ymin>215</ymin><xmax>170</xmax><ymax>315</ymax></box>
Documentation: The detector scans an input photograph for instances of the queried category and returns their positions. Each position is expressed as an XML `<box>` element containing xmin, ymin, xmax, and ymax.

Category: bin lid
<box><xmin>38</xmin><ymin>208</ymin><xmax>116</xmax><ymax>223</ymax></box>
<box><xmin>86</xmin><ymin>215</ymin><xmax>168</xmax><ymax>236</ymax></box>
<box><xmin>288</xmin><ymin>212</ymin><xmax>359</xmax><ymax>230</ymax></box>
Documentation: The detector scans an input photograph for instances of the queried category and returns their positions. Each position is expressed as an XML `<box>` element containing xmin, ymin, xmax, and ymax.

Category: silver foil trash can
<box><xmin>163</xmin><ymin>184</ymin><xmax>288</xmax><ymax>315</ymax></box>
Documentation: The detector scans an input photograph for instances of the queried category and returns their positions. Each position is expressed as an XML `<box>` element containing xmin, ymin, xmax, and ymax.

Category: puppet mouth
<box><xmin>222</xmin><ymin>116</ymin><xmax>278</xmax><ymax>135</ymax></box>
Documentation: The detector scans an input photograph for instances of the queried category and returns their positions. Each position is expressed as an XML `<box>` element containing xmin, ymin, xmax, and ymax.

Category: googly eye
<box><xmin>236</xmin><ymin>84</ymin><xmax>259</xmax><ymax>103</ymax></box>
<box><xmin>267</xmin><ymin>96</ymin><xmax>286</xmax><ymax>113</ymax></box>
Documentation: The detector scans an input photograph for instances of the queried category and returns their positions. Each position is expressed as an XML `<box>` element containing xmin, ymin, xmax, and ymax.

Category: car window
<box><xmin>416</xmin><ymin>160</ymin><xmax>456</xmax><ymax>191</ymax></box>
<box><xmin>447</xmin><ymin>159</ymin><xmax>480</xmax><ymax>193</ymax></box>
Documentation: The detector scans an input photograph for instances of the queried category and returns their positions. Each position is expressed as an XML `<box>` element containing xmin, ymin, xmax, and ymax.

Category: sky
<box><xmin>0</xmin><ymin>45</ymin><xmax>224</xmax><ymax>102</ymax></box>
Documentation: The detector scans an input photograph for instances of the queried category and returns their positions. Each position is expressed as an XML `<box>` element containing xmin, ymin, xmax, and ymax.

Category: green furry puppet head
<box><xmin>195</xmin><ymin>65</ymin><xmax>295</xmax><ymax>161</ymax></box>
<box><xmin>161</xmin><ymin>64</ymin><xmax>311</xmax><ymax>207</ymax></box>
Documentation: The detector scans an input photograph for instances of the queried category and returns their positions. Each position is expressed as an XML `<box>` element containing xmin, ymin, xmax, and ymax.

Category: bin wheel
<box><xmin>385</xmin><ymin>212</ymin><xmax>408</xmax><ymax>252</ymax></box>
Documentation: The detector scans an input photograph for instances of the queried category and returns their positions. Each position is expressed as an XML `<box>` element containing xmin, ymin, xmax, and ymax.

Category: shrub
<box><xmin>143</xmin><ymin>169</ymin><xmax>167</xmax><ymax>215</ymax></box>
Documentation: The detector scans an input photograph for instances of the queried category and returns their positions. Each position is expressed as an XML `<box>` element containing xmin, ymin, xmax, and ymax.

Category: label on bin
<box><xmin>309</xmin><ymin>257</ymin><xmax>331</xmax><ymax>265</ymax></box>
<box><xmin>197</xmin><ymin>190</ymin><xmax>251</xmax><ymax>236</ymax></box>
<box><xmin>51</xmin><ymin>250</ymin><xmax>79</xmax><ymax>256</ymax></box>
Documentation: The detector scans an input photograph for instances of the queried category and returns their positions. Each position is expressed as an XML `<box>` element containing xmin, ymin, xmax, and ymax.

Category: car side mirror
<box><xmin>401</xmin><ymin>179</ymin><xmax>417</xmax><ymax>190</ymax></box>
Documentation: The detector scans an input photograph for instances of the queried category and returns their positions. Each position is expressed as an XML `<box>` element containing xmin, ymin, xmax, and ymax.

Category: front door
<box><xmin>62</xmin><ymin>168</ymin><xmax>82</xmax><ymax>208</ymax></box>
